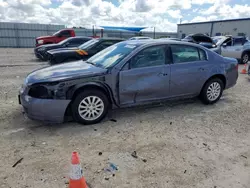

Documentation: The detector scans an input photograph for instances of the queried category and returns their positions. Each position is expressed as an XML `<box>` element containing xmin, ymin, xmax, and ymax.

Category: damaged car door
<box><xmin>118</xmin><ymin>45</ymin><xmax>171</xmax><ymax>105</ymax></box>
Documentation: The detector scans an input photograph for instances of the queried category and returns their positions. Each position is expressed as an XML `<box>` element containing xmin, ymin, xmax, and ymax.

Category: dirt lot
<box><xmin>0</xmin><ymin>48</ymin><xmax>249</xmax><ymax>188</ymax></box>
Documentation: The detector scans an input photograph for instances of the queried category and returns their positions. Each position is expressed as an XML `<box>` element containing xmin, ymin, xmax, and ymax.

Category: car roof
<box><xmin>68</xmin><ymin>36</ymin><xmax>92</xmax><ymax>39</ymax></box>
<box><xmin>119</xmin><ymin>39</ymin><xmax>207</xmax><ymax>48</ymax></box>
<box><xmin>98</xmin><ymin>37</ymin><xmax>124</xmax><ymax>41</ymax></box>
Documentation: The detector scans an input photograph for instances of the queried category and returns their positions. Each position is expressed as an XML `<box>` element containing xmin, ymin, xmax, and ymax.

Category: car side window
<box><xmin>199</xmin><ymin>49</ymin><xmax>207</xmax><ymax>61</ymax></box>
<box><xmin>171</xmin><ymin>45</ymin><xmax>200</xmax><ymax>63</ymax></box>
<box><xmin>69</xmin><ymin>39</ymin><xmax>86</xmax><ymax>45</ymax></box>
<box><xmin>223</xmin><ymin>38</ymin><xmax>232</xmax><ymax>46</ymax></box>
<box><xmin>130</xmin><ymin>46</ymin><xmax>166</xmax><ymax>69</ymax></box>
<box><xmin>233</xmin><ymin>38</ymin><xmax>246</xmax><ymax>46</ymax></box>
<box><xmin>60</xmin><ymin>30</ymin><xmax>71</xmax><ymax>37</ymax></box>
<box><xmin>97</xmin><ymin>41</ymin><xmax>118</xmax><ymax>50</ymax></box>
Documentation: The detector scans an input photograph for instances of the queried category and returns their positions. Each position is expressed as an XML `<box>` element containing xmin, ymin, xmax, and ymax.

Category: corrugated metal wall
<box><xmin>75</xmin><ymin>28</ymin><xmax>177</xmax><ymax>39</ymax></box>
<box><xmin>0</xmin><ymin>22</ymin><xmax>178</xmax><ymax>48</ymax></box>
<box><xmin>0</xmin><ymin>22</ymin><xmax>65</xmax><ymax>48</ymax></box>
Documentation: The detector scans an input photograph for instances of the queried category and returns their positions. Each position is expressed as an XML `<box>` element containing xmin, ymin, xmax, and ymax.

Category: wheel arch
<box><xmin>66</xmin><ymin>82</ymin><xmax>116</xmax><ymax>106</ymax></box>
<box><xmin>200</xmin><ymin>74</ymin><xmax>226</xmax><ymax>94</ymax></box>
<box><xmin>241</xmin><ymin>50</ymin><xmax>250</xmax><ymax>62</ymax></box>
<box><xmin>242</xmin><ymin>49</ymin><xmax>250</xmax><ymax>55</ymax></box>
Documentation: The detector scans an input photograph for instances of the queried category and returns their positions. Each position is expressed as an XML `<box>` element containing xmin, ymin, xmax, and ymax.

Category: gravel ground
<box><xmin>0</xmin><ymin>48</ymin><xmax>249</xmax><ymax>188</ymax></box>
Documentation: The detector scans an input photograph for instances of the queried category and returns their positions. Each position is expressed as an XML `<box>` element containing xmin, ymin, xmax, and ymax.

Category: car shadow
<box><xmin>9</xmin><ymin>96</ymin><xmax>232</xmax><ymax>137</ymax></box>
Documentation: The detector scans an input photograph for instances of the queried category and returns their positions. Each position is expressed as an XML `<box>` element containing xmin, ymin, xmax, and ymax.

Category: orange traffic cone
<box><xmin>241</xmin><ymin>63</ymin><xmax>248</xmax><ymax>74</ymax></box>
<box><xmin>69</xmin><ymin>152</ymin><xmax>88</xmax><ymax>188</ymax></box>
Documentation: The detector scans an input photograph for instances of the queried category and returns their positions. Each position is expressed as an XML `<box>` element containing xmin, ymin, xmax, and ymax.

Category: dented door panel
<box><xmin>119</xmin><ymin>65</ymin><xmax>170</xmax><ymax>105</ymax></box>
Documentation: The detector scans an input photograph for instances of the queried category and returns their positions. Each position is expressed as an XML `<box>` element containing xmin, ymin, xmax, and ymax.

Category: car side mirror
<box><xmin>222</xmin><ymin>43</ymin><xmax>227</xmax><ymax>48</ymax></box>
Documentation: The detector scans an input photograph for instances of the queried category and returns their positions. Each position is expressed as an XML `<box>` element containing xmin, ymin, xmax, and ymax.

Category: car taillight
<box><xmin>236</xmin><ymin>64</ymin><xmax>238</xmax><ymax>70</ymax></box>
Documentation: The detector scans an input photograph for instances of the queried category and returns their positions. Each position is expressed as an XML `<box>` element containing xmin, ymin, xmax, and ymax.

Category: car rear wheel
<box><xmin>71</xmin><ymin>89</ymin><xmax>109</xmax><ymax>125</ymax></box>
<box><xmin>241</xmin><ymin>52</ymin><xmax>249</xmax><ymax>64</ymax></box>
<box><xmin>200</xmin><ymin>78</ymin><xmax>224</xmax><ymax>104</ymax></box>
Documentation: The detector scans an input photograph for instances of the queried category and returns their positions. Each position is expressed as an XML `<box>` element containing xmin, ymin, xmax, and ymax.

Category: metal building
<box><xmin>177</xmin><ymin>18</ymin><xmax>250</xmax><ymax>39</ymax></box>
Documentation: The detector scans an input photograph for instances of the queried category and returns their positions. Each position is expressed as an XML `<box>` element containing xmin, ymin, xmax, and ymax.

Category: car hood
<box><xmin>36</xmin><ymin>36</ymin><xmax>54</xmax><ymax>40</ymax></box>
<box><xmin>36</xmin><ymin>43</ymin><xmax>61</xmax><ymax>50</ymax></box>
<box><xmin>25</xmin><ymin>61</ymin><xmax>107</xmax><ymax>85</ymax></box>
<box><xmin>48</xmin><ymin>47</ymin><xmax>79</xmax><ymax>54</ymax></box>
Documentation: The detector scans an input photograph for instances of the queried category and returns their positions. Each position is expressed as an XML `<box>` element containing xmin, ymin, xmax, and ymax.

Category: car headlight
<box><xmin>28</xmin><ymin>85</ymin><xmax>52</xmax><ymax>99</ymax></box>
<box><xmin>38</xmin><ymin>47</ymin><xmax>45</xmax><ymax>51</ymax></box>
<box><xmin>19</xmin><ymin>84</ymin><xmax>26</xmax><ymax>94</ymax></box>
<box><xmin>38</xmin><ymin>40</ymin><xmax>44</xmax><ymax>44</ymax></box>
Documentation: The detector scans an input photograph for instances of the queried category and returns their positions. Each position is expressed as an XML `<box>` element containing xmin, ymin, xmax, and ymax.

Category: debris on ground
<box><xmin>12</xmin><ymin>158</ymin><xmax>24</xmax><ymax>168</ymax></box>
<box><xmin>98</xmin><ymin>152</ymin><xmax>102</xmax><ymax>156</ymax></box>
<box><xmin>241</xmin><ymin>155</ymin><xmax>247</xmax><ymax>159</ymax></box>
<box><xmin>104</xmin><ymin>162</ymin><xmax>118</xmax><ymax>172</ymax></box>
<box><xmin>184</xmin><ymin>170</ymin><xmax>187</xmax><ymax>174</ymax></box>
<box><xmin>103</xmin><ymin>162</ymin><xmax>118</xmax><ymax>180</ymax></box>
<box><xmin>131</xmin><ymin>151</ymin><xmax>138</xmax><ymax>158</ymax></box>
<box><xmin>131</xmin><ymin>151</ymin><xmax>147</xmax><ymax>163</ymax></box>
<box><xmin>186</xmin><ymin>135</ymin><xmax>193</xmax><ymax>140</ymax></box>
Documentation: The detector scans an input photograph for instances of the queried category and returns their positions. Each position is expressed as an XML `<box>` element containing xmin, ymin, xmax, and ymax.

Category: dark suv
<box><xmin>47</xmin><ymin>38</ymin><xmax>124</xmax><ymax>64</ymax></box>
<box><xmin>34</xmin><ymin>37</ymin><xmax>91</xmax><ymax>61</ymax></box>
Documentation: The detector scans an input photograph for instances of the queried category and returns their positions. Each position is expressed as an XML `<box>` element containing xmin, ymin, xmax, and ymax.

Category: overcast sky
<box><xmin>0</xmin><ymin>0</ymin><xmax>250</xmax><ymax>31</ymax></box>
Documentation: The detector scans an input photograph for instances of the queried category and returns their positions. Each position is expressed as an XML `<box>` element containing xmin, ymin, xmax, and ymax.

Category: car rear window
<box><xmin>171</xmin><ymin>45</ymin><xmax>202</xmax><ymax>63</ymax></box>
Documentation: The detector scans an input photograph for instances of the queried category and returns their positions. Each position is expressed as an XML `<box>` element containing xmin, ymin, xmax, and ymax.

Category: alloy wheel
<box><xmin>206</xmin><ymin>82</ymin><xmax>221</xmax><ymax>101</ymax></box>
<box><xmin>243</xmin><ymin>54</ymin><xmax>249</xmax><ymax>64</ymax></box>
<box><xmin>78</xmin><ymin>96</ymin><xmax>104</xmax><ymax>121</ymax></box>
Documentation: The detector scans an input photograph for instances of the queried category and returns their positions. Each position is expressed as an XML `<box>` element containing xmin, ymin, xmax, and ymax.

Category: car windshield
<box><xmin>212</xmin><ymin>37</ymin><xmax>225</xmax><ymax>45</ymax></box>
<box><xmin>87</xmin><ymin>42</ymin><xmax>138</xmax><ymax>68</ymax></box>
<box><xmin>79</xmin><ymin>39</ymin><xmax>99</xmax><ymax>50</ymax></box>
<box><xmin>52</xmin><ymin>30</ymin><xmax>60</xmax><ymax>36</ymax></box>
<box><xmin>58</xmin><ymin>38</ymin><xmax>71</xmax><ymax>45</ymax></box>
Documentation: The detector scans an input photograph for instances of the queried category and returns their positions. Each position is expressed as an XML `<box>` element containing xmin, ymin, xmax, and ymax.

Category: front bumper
<box><xmin>19</xmin><ymin>91</ymin><xmax>71</xmax><ymax>123</ymax></box>
<box><xmin>34</xmin><ymin>50</ymin><xmax>49</xmax><ymax>61</ymax></box>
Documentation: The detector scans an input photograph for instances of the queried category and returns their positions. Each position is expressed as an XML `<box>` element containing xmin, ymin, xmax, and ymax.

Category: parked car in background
<box><xmin>47</xmin><ymin>38</ymin><xmax>124</xmax><ymax>64</ymax></box>
<box><xmin>182</xmin><ymin>34</ymin><xmax>216</xmax><ymax>47</ymax></box>
<box><xmin>158</xmin><ymin>38</ymin><xmax>181</xmax><ymax>41</ymax></box>
<box><xmin>182</xmin><ymin>33</ymin><xmax>220</xmax><ymax>53</ymax></box>
<box><xmin>34</xmin><ymin>37</ymin><xmax>91</xmax><ymax>61</ymax></box>
<box><xmin>35</xmin><ymin>29</ymin><xmax>75</xmax><ymax>47</ymax></box>
<box><xmin>212</xmin><ymin>36</ymin><xmax>250</xmax><ymax>63</ymax></box>
<box><xmin>129</xmin><ymin>36</ymin><xmax>152</xmax><ymax>40</ymax></box>
<box><xmin>19</xmin><ymin>40</ymin><xmax>238</xmax><ymax>125</ymax></box>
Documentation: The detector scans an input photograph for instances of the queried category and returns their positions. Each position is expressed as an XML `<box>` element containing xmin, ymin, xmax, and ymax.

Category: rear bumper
<box><xmin>225</xmin><ymin>71</ymin><xmax>238</xmax><ymax>89</ymax></box>
<box><xmin>19</xmin><ymin>92</ymin><xmax>71</xmax><ymax>123</ymax></box>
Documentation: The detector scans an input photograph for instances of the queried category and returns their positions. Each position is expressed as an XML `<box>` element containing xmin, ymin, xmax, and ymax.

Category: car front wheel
<box><xmin>71</xmin><ymin>89</ymin><xmax>109</xmax><ymax>125</ymax></box>
<box><xmin>200</xmin><ymin>78</ymin><xmax>224</xmax><ymax>104</ymax></box>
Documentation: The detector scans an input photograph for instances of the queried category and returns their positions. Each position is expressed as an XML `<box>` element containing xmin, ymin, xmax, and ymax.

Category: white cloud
<box><xmin>200</xmin><ymin>2</ymin><xmax>250</xmax><ymax>20</ymax></box>
<box><xmin>0</xmin><ymin>0</ymin><xmax>249</xmax><ymax>32</ymax></box>
<box><xmin>190</xmin><ymin>15</ymin><xmax>218</xmax><ymax>22</ymax></box>
<box><xmin>168</xmin><ymin>10</ymin><xmax>182</xmax><ymax>19</ymax></box>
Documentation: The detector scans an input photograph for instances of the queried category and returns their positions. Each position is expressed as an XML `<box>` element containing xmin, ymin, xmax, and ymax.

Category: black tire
<box><xmin>200</xmin><ymin>78</ymin><xmax>224</xmax><ymax>105</ymax></box>
<box><xmin>241</xmin><ymin>52</ymin><xmax>250</xmax><ymax>64</ymax></box>
<box><xmin>71</xmin><ymin>89</ymin><xmax>109</xmax><ymax>125</ymax></box>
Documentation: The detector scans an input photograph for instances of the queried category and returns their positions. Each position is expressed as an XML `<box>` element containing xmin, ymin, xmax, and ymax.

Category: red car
<box><xmin>35</xmin><ymin>29</ymin><xmax>76</xmax><ymax>47</ymax></box>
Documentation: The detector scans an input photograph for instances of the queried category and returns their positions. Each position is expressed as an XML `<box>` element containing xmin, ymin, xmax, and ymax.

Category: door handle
<box><xmin>158</xmin><ymin>73</ymin><xmax>168</xmax><ymax>76</ymax></box>
<box><xmin>199</xmin><ymin>68</ymin><xmax>205</xmax><ymax>71</ymax></box>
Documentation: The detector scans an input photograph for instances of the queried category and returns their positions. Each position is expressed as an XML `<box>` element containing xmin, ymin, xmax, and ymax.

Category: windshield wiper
<box><xmin>85</xmin><ymin>61</ymin><xmax>95</xmax><ymax>65</ymax></box>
